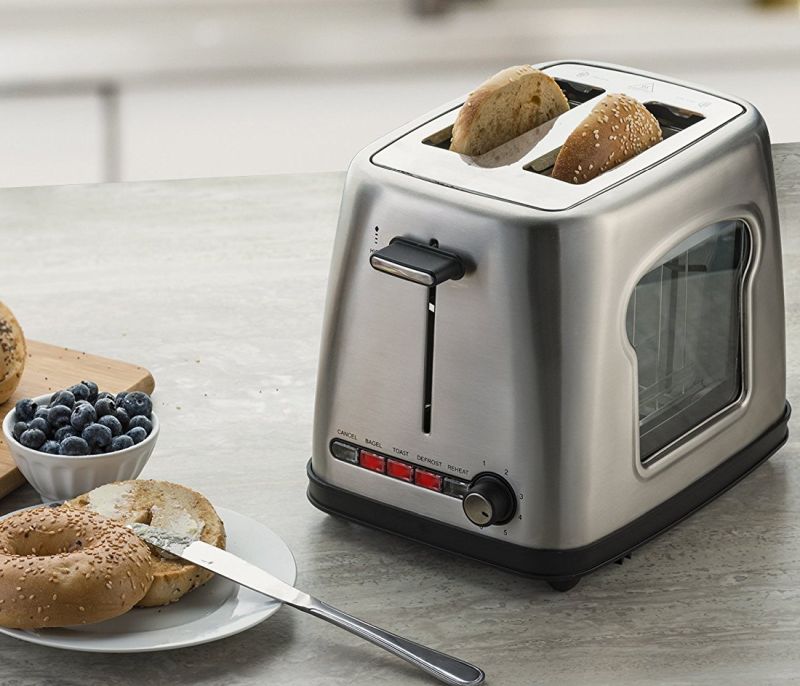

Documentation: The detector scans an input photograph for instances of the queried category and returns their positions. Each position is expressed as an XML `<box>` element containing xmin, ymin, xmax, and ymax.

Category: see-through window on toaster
<box><xmin>626</xmin><ymin>220</ymin><xmax>750</xmax><ymax>462</ymax></box>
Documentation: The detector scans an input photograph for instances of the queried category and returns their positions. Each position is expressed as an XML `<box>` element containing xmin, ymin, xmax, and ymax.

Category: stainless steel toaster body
<box><xmin>307</xmin><ymin>61</ymin><xmax>789</xmax><ymax>588</ymax></box>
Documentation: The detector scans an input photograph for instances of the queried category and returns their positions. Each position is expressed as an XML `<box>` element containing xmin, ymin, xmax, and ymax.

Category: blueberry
<box><xmin>14</xmin><ymin>399</ymin><xmax>37</xmax><ymax>423</ymax></box>
<box><xmin>54</xmin><ymin>425</ymin><xmax>76</xmax><ymax>442</ymax></box>
<box><xmin>94</xmin><ymin>397</ymin><xmax>116</xmax><ymax>418</ymax></box>
<box><xmin>110</xmin><ymin>434</ymin><xmax>134</xmax><ymax>452</ymax></box>
<box><xmin>60</xmin><ymin>436</ymin><xmax>90</xmax><ymax>456</ymax></box>
<box><xmin>12</xmin><ymin>421</ymin><xmax>27</xmax><ymax>441</ymax></box>
<box><xmin>115</xmin><ymin>391</ymin><xmax>128</xmax><ymax>407</ymax></box>
<box><xmin>34</xmin><ymin>407</ymin><xmax>49</xmax><ymax>420</ymax></box>
<box><xmin>67</xmin><ymin>383</ymin><xmax>90</xmax><ymax>402</ymax></box>
<box><xmin>128</xmin><ymin>415</ymin><xmax>153</xmax><ymax>435</ymax></box>
<box><xmin>121</xmin><ymin>391</ymin><xmax>152</xmax><ymax>419</ymax></box>
<box><xmin>70</xmin><ymin>403</ymin><xmax>97</xmax><ymax>432</ymax></box>
<box><xmin>126</xmin><ymin>426</ymin><xmax>147</xmax><ymax>445</ymax></box>
<box><xmin>41</xmin><ymin>440</ymin><xmax>61</xmax><ymax>455</ymax></box>
<box><xmin>81</xmin><ymin>423</ymin><xmax>112</xmax><ymax>450</ymax></box>
<box><xmin>81</xmin><ymin>380</ymin><xmax>98</xmax><ymax>403</ymax></box>
<box><xmin>114</xmin><ymin>407</ymin><xmax>130</xmax><ymax>431</ymax></box>
<box><xmin>49</xmin><ymin>390</ymin><xmax>75</xmax><ymax>409</ymax></box>
<box><xmin>29</xmin><ymin>417</ymin><xmax>49</xmax><ymax>434</ymax></box>
<box><xmin>20</xmin><ymin>429</ymin><xmax>46</xmax><ymax>449</ymax></box>
<box><xmin>47</xmin><ymin>404</ymin><xmax>72</xmax><ymax>430</ymax></box>
<box><xmin>98</xmin><ymin>415</ymin><xmax>123</xmax><ymax>437</ymax></box>
<box><xmin>96</xmin><ymin>391</ymin><xmax>114</xmax><ymax>402</ymax></box>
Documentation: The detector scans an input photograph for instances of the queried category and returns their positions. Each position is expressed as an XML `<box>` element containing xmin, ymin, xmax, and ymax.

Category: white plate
<box><xmin>0</xmin><ymin>506</ymin><xmax>296</xmax><ymax>652</ymax></box>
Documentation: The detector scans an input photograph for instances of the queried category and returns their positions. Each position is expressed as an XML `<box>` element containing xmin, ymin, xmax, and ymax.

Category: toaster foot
<box><xmin>547</xmin><ymin>578</ymin><xmax>580</xmax><ymax>592</ymax></box>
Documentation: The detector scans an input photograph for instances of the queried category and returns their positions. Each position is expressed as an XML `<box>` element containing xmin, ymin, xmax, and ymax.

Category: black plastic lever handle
<box><xmin>370</xmin><ymin>238</ymin><xmax>465</xmax><ymax>287</ymax></box>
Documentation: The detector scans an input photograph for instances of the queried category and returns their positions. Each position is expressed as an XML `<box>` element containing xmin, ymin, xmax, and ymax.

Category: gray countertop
<box><xmin>0</xmin><ymin>144</ymin><xmax>799</xmax><ymax>685</ymax></box>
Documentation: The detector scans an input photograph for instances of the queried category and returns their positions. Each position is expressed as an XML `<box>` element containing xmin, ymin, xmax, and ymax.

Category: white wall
<box><xmin>0</xmin><ymin>0</ymin><xmax>797</xmax><ymax>186</ymax></box>
<box><xmin>0</xmin><ymin>94</ymin><xmax>104</xmax><ymax>187</ymax></box>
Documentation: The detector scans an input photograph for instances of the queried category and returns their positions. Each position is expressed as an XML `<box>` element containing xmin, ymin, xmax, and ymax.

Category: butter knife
<box><xmin>129</xmin><ymin>524</ymin><xmax>485</xmax><ymax>686</ymax></box>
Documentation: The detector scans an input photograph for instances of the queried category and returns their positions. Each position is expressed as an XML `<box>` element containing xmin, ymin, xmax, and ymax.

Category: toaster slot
<box><xmin>524</xmin><ymin>102</ymin><xmax>705</xmax><ymax>180</ymax></box>
<box><xmin>553</xmin><ymin>78</ymin><xmax>605</xmax><ymax>108</ymax></box>
<box><xmin>421</xmin><ymin>79</ymin><xmax>605</xmax><ymax>154</ymax></box>
<box><xmin>523</xmin><ymin>147</ymin><xmax>561</xmax><ymax>176</ymax></box>
<box><xmin>643</xmin><ymin>102</ymin><xmax>705</xmax><ymax>139</ymax></box>
<box><xmin>422</xmin><ymin>125</ymin><xmax>454</xmax><ymax>151</ymax></box>
<box><xmin>643</xmin><ymin>102</ymin><xmax>705</xmax><ymax>140</ymax></box>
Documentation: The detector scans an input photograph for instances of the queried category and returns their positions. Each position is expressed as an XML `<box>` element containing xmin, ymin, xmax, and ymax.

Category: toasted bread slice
<box><xmin>68</xmin><ymin>480</ymin><xmax>226</xmax><ymax>607</ymax></box>
<box><xmin>552</xmin><ymin>93</ymin><xmax>662</xmax><ymax>184</ymax></box>
<box><xmin>450</xmin><ymin>65</ymin><xmax>569</xmax><ymax>157</ymax></box>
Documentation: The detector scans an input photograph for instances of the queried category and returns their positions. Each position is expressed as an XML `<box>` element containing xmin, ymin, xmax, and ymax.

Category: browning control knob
<box><xmin>462</xmin><ymin>474</ymin><xmax>516</xmax><ymax>527</ymax></box>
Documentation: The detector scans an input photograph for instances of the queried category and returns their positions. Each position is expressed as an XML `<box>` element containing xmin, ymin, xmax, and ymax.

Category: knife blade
<box><xmin>129</xmin><ymin>523</ymin><xmax>484</xmax><ymax>686</ymax></box>
<box><xmin>129</xmin><ymin>523</ymin><xmax>312</xmax><ymax>607</ymax></box>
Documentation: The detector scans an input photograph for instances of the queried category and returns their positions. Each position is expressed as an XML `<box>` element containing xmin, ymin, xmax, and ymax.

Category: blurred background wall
<box><xmin>0</xmin><ymin>0</ymin><xmax>798</xmax><ymax>187</ymax></box>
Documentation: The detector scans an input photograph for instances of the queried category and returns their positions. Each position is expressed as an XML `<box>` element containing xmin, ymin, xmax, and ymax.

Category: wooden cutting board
<box><xmin>0</xmin><ymin>340</ymin><xmax>155</xmax><ymax>499</ymax></box>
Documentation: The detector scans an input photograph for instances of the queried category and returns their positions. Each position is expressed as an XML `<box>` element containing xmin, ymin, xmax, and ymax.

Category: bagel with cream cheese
<box><xmin>68</xmin><ymin>480</ymin><xmax>226</xmax><ymax>607</ymax></box>
<box><xmin>0</xmin><ymin>506</ymin><xmax>154</xmax><ymax>629</ymax></box>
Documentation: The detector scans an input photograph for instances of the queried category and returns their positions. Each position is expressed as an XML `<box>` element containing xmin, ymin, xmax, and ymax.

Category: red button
<box><xmin>359</xmin><ymin>450</ymin><xmax>385</xmax><ymax>473</ymax></box>
<box><xmin>414</xmin><ymin>468</ymin><xmax>442</xmax><ymax>491</ymax></box>
<box><xmin>386</xmin><ymin>459</ymin><xmax>414</xmax><ymax>482</ymax></box>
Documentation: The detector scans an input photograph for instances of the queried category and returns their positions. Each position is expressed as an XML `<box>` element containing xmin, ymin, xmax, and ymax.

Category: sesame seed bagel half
<box><xmin>552</xmin><ymin>93</ymin><xmax>662</xmax><ymax>184</ymax></box>
<box><xmin>450</xmin><ymin>65</ymin><xmax>569</xmax><ymax>157</ymax></box>
<box><xmin>0</xmin><ymin>506</ymin><xmax>154</xmax><ymax>629</ymax></box>
<box><xmin>0</xmin><ymin>301</ymin><xmax>26</xmax><ymax>406</ymax></box>
<box><xmin>68</xmin><ymin>480</ymin><xmax>226</xmax><ymax>607</ymax></box>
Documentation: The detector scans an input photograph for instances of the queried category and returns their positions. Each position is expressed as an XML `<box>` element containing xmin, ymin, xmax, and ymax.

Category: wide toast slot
<box><xmin>524</xmin><ymin>101</ymin><xmax>705</xmax><ymax>180</ymax></box>
<box><xmin>421</xmin><ymin>78</ymin><xmax>605</xmax><ymax>156</ymax></box>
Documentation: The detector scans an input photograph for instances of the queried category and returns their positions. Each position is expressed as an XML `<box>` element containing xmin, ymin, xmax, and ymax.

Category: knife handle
<box><xmin>304</xmin><ymin>599</ymin><xmax>484</xmax><ymax>686</ymax></box>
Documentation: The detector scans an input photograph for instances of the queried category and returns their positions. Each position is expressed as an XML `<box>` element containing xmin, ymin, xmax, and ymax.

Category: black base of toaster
<box><xmin>307</xmin><ymin>402</ymin><xmax>791</xmax><ymax>591</ymax></box>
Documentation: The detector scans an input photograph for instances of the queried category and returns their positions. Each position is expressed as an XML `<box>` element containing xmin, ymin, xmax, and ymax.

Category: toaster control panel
<box><xmin>330</xmin><ymin>439</ymin><xmax>517</xmax><ymax>527</ymax></box>
<box><xmin>330</xmin><ymin>439</ymin><xmax>470</xmax><ymax>499</ymax></box>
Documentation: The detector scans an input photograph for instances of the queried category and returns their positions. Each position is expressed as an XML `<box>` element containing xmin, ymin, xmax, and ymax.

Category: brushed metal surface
<box><xmin>312</xmin><ymin>61</ymin><xmax>786</xmax><ymax>550</ymax></box>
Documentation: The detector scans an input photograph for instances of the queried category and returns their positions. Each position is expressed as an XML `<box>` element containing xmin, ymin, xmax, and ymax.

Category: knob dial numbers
<box><xmin>462</xmin><ymin>474</ymin><xmax>516</xmax><ymax>527</ymax></box>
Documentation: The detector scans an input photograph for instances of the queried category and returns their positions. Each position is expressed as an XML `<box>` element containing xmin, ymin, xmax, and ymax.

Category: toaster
<box><xmin>307</xmin><ymin>60</ymin><xmax>790</xmax><ymax>590</ymax></box>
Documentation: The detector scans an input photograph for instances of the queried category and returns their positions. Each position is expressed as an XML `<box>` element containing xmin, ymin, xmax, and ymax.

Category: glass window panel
<box><xmin>626</xmin><ymin>220</ymin><xmax>749</xmax><ymax>462</ymax></box>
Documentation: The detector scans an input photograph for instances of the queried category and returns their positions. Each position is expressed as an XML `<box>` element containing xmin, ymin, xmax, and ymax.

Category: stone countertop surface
<box><xmin>0</xmin><ymin>143</ymin><xmax>798</xmax><ymax>685</ymax></box>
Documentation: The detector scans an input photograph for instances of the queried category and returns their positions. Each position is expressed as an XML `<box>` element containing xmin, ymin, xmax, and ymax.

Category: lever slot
<box><xmin>372</xmin><ymin>237</ymin><xmax>462</xmax><ymax>435</ymax></box>
<box><xmin>423</xmin><ymin>283</ymin><xmax>436</xmax><ymax>434</ymax></box>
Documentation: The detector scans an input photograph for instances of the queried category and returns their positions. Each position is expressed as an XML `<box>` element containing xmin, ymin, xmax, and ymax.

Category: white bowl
<box><xmin>2</xmin><ymin>392</ymin><xmax>159</xmax><ymax>502</ymax></box>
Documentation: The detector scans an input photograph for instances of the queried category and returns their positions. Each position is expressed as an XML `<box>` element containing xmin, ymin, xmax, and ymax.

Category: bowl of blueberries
<box><xmin>2</xmin><ymin>381</ymin><xmax>158</xmax><ymax>502</ymax></box>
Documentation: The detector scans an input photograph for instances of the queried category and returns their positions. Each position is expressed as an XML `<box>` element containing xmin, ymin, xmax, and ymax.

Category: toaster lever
<box><xmin>370</xmin><ymin>238</ymin><xmax>464</xmax><ymax>286</ymax></box>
